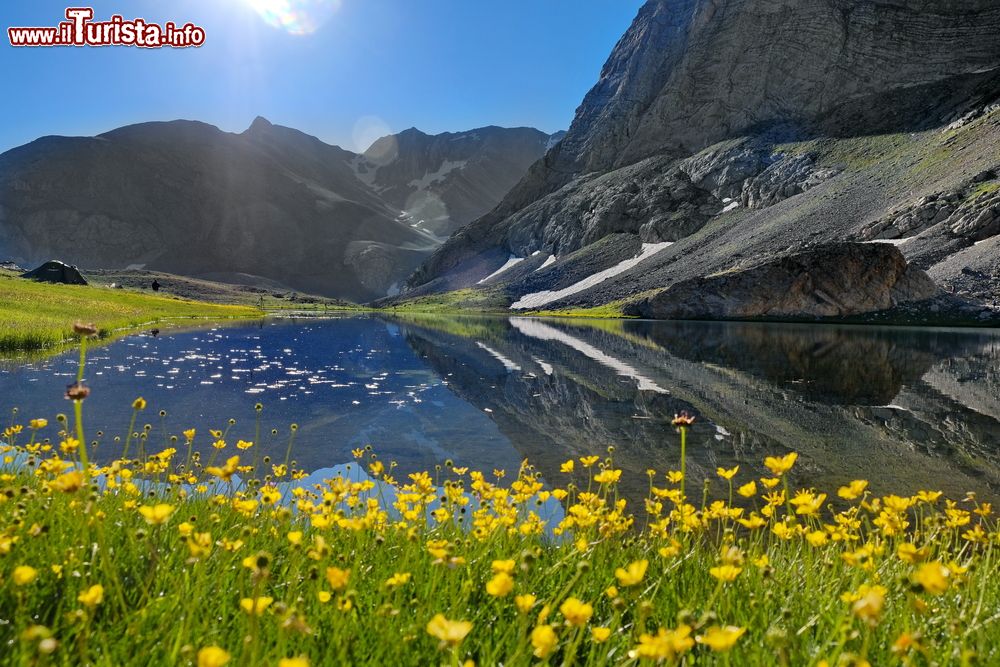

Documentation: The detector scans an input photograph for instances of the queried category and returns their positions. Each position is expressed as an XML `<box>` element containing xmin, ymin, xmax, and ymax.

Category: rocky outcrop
<box><xmin>0</xmin><ymin>119</ymin><xmax>554</xmax><ymax>302</ymax></box>
<box><xmin>632</xmin><ymin>243</ymin><xmax>939</xmax><ymax>320</ymax></box>
<box><xmin>403</xmin><ymin>0</ymin><xmax>1000</xmax><ymax>318</ymax></box>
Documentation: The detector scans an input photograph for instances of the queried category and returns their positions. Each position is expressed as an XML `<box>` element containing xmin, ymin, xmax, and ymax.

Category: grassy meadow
<box><xmin>1</xmin><ymin>335</ymin><xmax>998</xmax><ymax>666</ymax></box>
<box><xmin>0</xmin><ymin>272</ymin><xmax>261</xmax><ymax>354</ymax></box>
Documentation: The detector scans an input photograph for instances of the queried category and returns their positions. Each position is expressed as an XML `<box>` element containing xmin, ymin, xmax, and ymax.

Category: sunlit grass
<box><xmin>0</xmin><ymin>274</ymin><xmax>261</xmax><ymax>354</ymax></box>
<box><xmin>1</xmin><ymin>337</ymin><xmax>999</xmax><ymax>665</ymax></box>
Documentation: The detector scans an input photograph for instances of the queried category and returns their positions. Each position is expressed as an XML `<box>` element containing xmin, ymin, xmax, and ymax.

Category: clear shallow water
<box><xmin>3</xmin><ymin>314</ymin><xmax>1000</xmax><ymax>506</ymax></box>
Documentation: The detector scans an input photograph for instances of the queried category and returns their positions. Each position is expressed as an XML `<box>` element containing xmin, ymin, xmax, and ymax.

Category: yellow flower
<box><xmin>426</xmin><ymin>614</ymin><xmax>472</xmax><ymax>648</ymax></box>
<box><xmin>278</xmin><ymin>658</ymin><xmax>309</xmax><ymax>667</ymax></box>
<box><xmin>138</xmin><ymin>504</ymin><xmax>175</xmax><ymax>526</ymax></box>
<box><xmin>667</xmin><ymin>470</ymin><xmax>684</xmax><ymax>484</ymax></box>
<box><xmin>236</xmin><ymin>440</ymin><xmax>254</xmax><ymax>451</ymax></box>
<box><xmin>717</xmin><ymin>466</ymin><xmax>739</xmax><ymax>480</ymax></box>
<box><xmin>913</xmin><ymin>562</ymin><xmax>950</xmax><ymax>595</ymax></box>
<box><xmin>838</xmin><ymin>480</ymin><xmax>868</xmax><ymax>500</ymax></box>
<box><xmin>709</xmin><ymin>564</ymin><xmax>742</xmax><ymax>582</ymax></box>
<box><xmin>591</xmin><ymin>627</ymin><xmax>612</xmax><ymax>643</ymax></box>
<box><xmin>183</xmin><ymin>429</ymin><xmax>196</xmax><ymax>442</ymax></box>
<box><xmin>615</xmin><ymin>559</ymin><xmax>648</xmax><ymax>587</ymax></box>
<box><xmin>531</xmin><ymin>625</ymin><xmax>558</xmax><ymax>658</ymax></box>
<box><xmin>697</xmin><ymin>625</ymin><xmax>746</xmax><ymax>652</ymax></box>
<box><xmin>559</xmin><ymin>597</ymin><xmax>593</xmax><ymax>626</ymax></box>
<box><xmin>560</xmin><ymin>460</ymin><xmax>574</xmax><ymax>473</ymax></box>
<box><xmin>486</xmin><ymin>572</ymin><xmax>514</xmax><ymax>597</ymax></box>
<box><xmin>514</xmin><ymin>594</ymin><xmax>536</xmax><ymax>614</ymax></box>
<box><xmin>197</xmin><ymin>646</ymin><xmax>231</xmax><ymax>667</ymax></box>
<box><xmin>805</xmin><ymin>530</ymin><xmax>828</xmax><ymax>547</ymax></box>
<box><xmin>240</xmin><ymin>596</ymin><xmax>273</xmax><ymax>616</ymax></box>
<box><xmin>849</xmin><ymin>585</ymin><xmax>885</xmax><ymax>626</ymax></box>
<box><xmin>29</xmin><ymin>418</ymin><xmax>48</xmax><ymax>429</ymax></box>
<box><xmin>385</xmin><ymin>572</ymin><xmax>412</xmax><ymax>588</ymax></box>
<box><xmin>74</xmin><ymin>584</ymin><xmax>104</xmax><ymax>608</ymax></box>
<box><xmin>580</xmin><ymin>456</ymin><xmax>600</xmax><ymax>468</ymax></box>
<box><xmin>491</xmin><ymin>559</ymin><xmax>516</xmax><ymax>574</ymax></box>
<box><xmin>132</xmin><ymin>397</ymin><xmax>147</xmax><ymax>411</ymax></box>
<box><xmin>897</xmin><ymin>543</ymin><xmax>929</xmax><ymax>564</ymax></box>
<box><xmin>13</xmin><ymin>565</ymin><xmax>38</xmax><ymax>586</ymax></box>
<box><xmin>593</xmin><ymin>469</ymin><xmax>622</xmax><ymax>485</ymax></box>
<box><xmin>325</xmin><ymin>567</ymin><xmax>350</xmax><ymax>591</ymax></box>
<box><xmin>50</xmin><ymin>470</ymin><xmax>86</xmax><ymax>493</ymax></box>
<box><xmin>629</xmin><ymin>625</ymin><xmax>694</xmax><ymax>662</ymax></box>
<box><xmin>287</xmin><ymin>531</ymin><xmax>303</xmax><ymax>546</ymax></box>
<box><xmin>764</xmin><ymin>452</ymin><xmax>798</xmax><ymax>476</ymax></box>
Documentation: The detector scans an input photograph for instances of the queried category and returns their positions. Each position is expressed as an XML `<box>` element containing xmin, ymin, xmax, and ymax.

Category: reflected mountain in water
<box><xmin>393</xmin><ymin>315</ymin><xmax>1000</xmax><ymax>505</ymax></box>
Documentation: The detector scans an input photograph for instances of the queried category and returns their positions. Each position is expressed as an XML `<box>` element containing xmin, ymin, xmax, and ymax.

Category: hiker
<box><xmin>151</xmin><ymin>279</ymin><xmax>161</xmax><ymax>292</ymax></box>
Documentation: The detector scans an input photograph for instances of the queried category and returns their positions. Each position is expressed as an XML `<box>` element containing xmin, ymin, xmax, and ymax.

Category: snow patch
<box><xmin>477</xmin><ymin>256</ymin><xmax>525</xmax><ymax>284</ymax></box>
<box><xmin>511</xmin><ymin>318</ymin><xmax>667</xmax><ymax>393</ymax></box>
<box><xmin>511</xmin><ymin>242</ymin><xmax>673</xmax><ymax>310</ymax></box>
<box><xmin>409</xmin><ymin>159</ymin><xmax>468</xmax><ymax>190</ymax></box>
<box><xmin>536</xmin><ymin>255</ymin><xmax>557</xmax><ymax>272</ymax></box>
<box><xmin>862</xmin><ymin>238</ymin><xmax>914</xmax><ymax>246</ymax></box>
<box><xmin>385</xmin><ymin>282</ymin><xmax>400</xmax><ymax>298</ymax></box>
<box><xmin>532</xmin><ymin>357</ymin><xmax>554</xmax><ymax>376</ymax></box>
<box><xmin>722</xmin><ymin>201</ymin><xmax>740</xmax><ymax>213</ymax></box>
<box><xmin>476</xmin><ymin>343</ymin><xmax>521</xmax><ymax>372</ymax></box>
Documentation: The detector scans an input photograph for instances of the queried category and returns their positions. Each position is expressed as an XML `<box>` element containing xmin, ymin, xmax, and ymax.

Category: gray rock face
<box><xmin>357</xmin><ymin>127</ymin><xmax>556</xmax><ymax>238</ymax></box>
<box><xmin>632</xmin><ymin>243</ymin><xmax>939</xmax><ymax>320</ymax></box>
<box><xmin>0</xmin><ymin>119</ymin><xmax>554</xmax><ymax>302</ymax></box>
<box><xmin>405</xmin><ymin>0</ymin><xmax>1000</xmax><ymax>317</ymax></box>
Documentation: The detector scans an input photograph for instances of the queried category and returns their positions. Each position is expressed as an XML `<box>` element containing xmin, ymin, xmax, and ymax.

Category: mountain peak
<box><xmin>245</xmin><ymin>116</ymin><xmax>274</xmax><ymax>134</ymax></box>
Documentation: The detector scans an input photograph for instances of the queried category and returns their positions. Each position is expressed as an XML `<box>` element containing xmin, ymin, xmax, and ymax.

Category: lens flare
<box><xmin>247</xmin><ymin>0</ymin><xmax>341</xmax><ymax>35</ymax></box>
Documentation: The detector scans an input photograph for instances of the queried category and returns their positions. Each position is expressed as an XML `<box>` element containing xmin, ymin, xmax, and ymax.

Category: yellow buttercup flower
<box><xmin>138</xmin><ymin>503</ymin><xmax>175</xmax><ymax>526</ymax></box>
<box><xmin>514</xmin><ymin>594</ymin><xmax>536</xmax><ymax>614</ymax></box>
<box><xmin>697</xmin><ymin>625</ymin><xmax>746</xmax><ymax>652</ymax></box>
<box><xmin>531</xmin><ymin>625</ymin><xmax>558</xmax><ymax>658</ymax></box>
<box><xmin>197</xmin><ymin>646</ymin><xmax>231</xmax><ymax>667</ymax></box>
<box><xmin>426</xmin><ymin>614</ymin><xmax>472</xmax><ymax>648</ymax></box>
<box><xmin>559</xmin><ymin>597</ymin><xmax>593</xmax><ymax>626</ymax></box>
<box><xmin>78</xmin><ymin>584</ymin><xmax>104</xmax><ymax>608</ymax></box>
<box><xmin>240</xmin><ymin>596</ymin><xmax>273</xmax><ymax>616</ymax></box>
<box><xmin>132</xmin><ymin>397</ymin><xmax>146</xmax><ymax>411</ymax></box>
<box><xmin>593</xmin><ymin>469</ymin><xmax>622</xmax><ymax>484</ymax></box>
<box><xmin>591</xmin><ymin>627</ymin><xmax>612</xmax><ymax>643</ymax></box>
<box><xmin>838</xmin><ymin>480</ymin><xmax>868</xmax><ymax>500</ymax></box>
<box><xmin>278</xmin><ymin>657</ymin><xmax>310</xmax><ymax>667</ymax></box>
<box><xmin>491</xmin><ymin>559</ymin><xmax>516</xmax><ymax>574</ymax></box>
<box><xmin>183</xmin><ymin>428</ymin><xmax>196</xmax><ymax>442</ymax></box>
<box><xmin>764</xmin><ymin>452</ymin><xmax>798</xmax><ymax>476</ymax></box>
<box><xmin>629</xmin><ymin>625</ymin><xmax>694</xmax><ymax>661</ymax></box>
<box><xmin>709</xmin><ymin>565</ymin><xmax>742</xmax><ymax>582</ymax></box>
<box><xmin>13</xmin><ymin>565</ymin><xmax>38</xmax><ymax>586</ymax></box>
<box><xmin>615</xmin><ymin>559</ymin><xmax>648</xmax><ymax>587</ymax></box>
<box><xmin>287</xmin><ymin>531</ymin><xmax>303</xmax><ymax>546</ymax></box>
<box><xmin>913</xmin><ymin>562</ymin><xmax>950</xmax><ymax>595</ymax></box>
<box><xmin>717</xmin><ymin>466</ymin><xmax>739</xmax><ymax>480</ymax></box>
<box><xmin>579</xmin><ymin>456</ymin><xmax>600</xmax><ymax>468</ymax></box>
<box><xmin>325</xmin><ymin>567</ymin><xmax>350</xmax><ymax>591</ymax></box>
<box><xmin>486</xmin><ymin>572</ymin><xmax>514</xmax><ymax>597</ymax></box>
<box><xmin>385</xmin><ymin>572</ymin><xmax>412</xmax><ymax>588</ymax></box>
<box><xmin>560</xmin><ymin>460</ymin><xmax>574</xmax><ymax>473</ymax></box>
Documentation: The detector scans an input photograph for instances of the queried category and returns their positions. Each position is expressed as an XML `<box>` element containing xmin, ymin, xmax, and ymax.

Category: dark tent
<box><xmin>21</xmin><ymin>260</ymin><xmax>88</xmax><ymax>285</ymax></box>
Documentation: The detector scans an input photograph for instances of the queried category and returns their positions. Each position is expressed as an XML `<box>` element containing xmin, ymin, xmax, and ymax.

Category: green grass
<box><xmin>384</xmin><ymin>287</ymin><xmax>510</xmax><ymax>314</ymax></box>
<box><xmin>0</xmin><ymin>274</ymin><xmax>261</xmax><ymax>355</ymax></box>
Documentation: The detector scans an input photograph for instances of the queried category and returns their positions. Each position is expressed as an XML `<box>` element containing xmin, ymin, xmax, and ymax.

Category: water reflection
<box><xmin>2</xmin><ymin>314</ymin><xmax>1000</xmax><ymax>508</ymax></box>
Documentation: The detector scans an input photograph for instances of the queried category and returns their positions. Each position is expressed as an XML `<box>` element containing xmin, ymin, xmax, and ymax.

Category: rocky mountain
<box><xmin>402</xmin><ymin>0</ymin><xmax>1000</xmax><ymax>322</ymax></box>
<box><xmin>0</xmin><ymin>118</ymin><xmax>558</xmax><ymax>302</ymax></box>
<box><xmin>355</xmin><ymin>126</ymin><xmax>556</xmax><ymax>239</ymax></box>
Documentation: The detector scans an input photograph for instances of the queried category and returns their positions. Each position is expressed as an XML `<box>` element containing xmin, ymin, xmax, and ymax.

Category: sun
<box><xmin>246</xmin><ymin>0</ymin><xmax>342</xmax><ymax>35</ymax></box>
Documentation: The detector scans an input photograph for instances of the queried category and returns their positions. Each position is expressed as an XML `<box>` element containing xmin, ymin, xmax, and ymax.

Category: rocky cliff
<box><xmin>0</xmin><ymin>119</ymin><xmax>557</xmax><ymax>302</ymax></box>
<box><xmin>403</xmin><ymin>0</ymin><xmax>1000</xmax><ymax>321</ymax></box>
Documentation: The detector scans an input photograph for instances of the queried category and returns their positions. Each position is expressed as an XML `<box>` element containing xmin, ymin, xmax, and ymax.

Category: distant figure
<box><xmin>151</xmin><ymin>279</ymin><xmax>161</xmax><ymax>292</ymax></box>
<box><xmin>150</xmin><ymin>328</ymin><xmax>160</xmax><ymax>338</ymax></box>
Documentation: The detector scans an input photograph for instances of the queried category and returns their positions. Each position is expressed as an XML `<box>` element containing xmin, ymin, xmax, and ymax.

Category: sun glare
<box><xmin>247</xmin><ymin>0</ymin><xmax>342</xmax><ymax>35</ymax></box>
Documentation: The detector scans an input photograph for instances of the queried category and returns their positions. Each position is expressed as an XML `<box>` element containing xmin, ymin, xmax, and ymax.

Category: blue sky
<box><xmin>0</xmin><ymin>1</ymin><xmax>645</xmax><ymax>153</ymax></box>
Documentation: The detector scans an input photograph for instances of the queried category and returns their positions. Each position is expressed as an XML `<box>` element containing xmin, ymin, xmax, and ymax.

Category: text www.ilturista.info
<box><xmin>8</xmin><ymin>7</ymin><xmax>205</xmax><ymax>48</ymax></box>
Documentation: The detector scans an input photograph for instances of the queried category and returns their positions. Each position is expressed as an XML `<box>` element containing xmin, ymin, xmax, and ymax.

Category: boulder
<box><xmin>632</xmin><ymin>243</ymin><xmax>938</xmax><ymax>320</ymax></box>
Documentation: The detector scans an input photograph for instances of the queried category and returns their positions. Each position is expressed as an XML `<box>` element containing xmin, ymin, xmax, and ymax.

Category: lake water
<box><xmin>3</xmin><ymin>314</ymin><xmax>1000</xmax><ymax>506</ymax></box>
